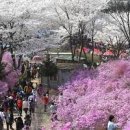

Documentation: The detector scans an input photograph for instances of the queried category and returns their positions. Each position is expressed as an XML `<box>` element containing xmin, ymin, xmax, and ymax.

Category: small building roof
<box><xmin>56</xmin><ymin>63</ymin><xmax>82</xmax><ymax>70</ymax></box>
<box><xmin>56</xmin><ymin>55</ymin><xmax>85</xmax><ymax>61</ymax></box>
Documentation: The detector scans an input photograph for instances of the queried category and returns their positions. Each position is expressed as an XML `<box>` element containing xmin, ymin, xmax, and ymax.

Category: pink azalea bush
<box><xmin>2</xmin><ymin>51</ymin><xmax>13</xmax><ymax>65</ymax></box>
<box><xmin>53</xmin><ymin>60</ymin><xmax>130</xmax><ymax>130</ymax></box>
<box><xmin>1</xmin><ymin>51</ymin><xmax>20</xmax><ymax>88</ymax></box>
<box><xmin>4</xmin><ymin>70</ymin><xmax>20</xmax><ymax>88</ymax></box>
<box><xmin>123</xmin><ymin>122</ymin><xmax>130</xmax><ymax>130</ymax></box>
<box><xmin>0</xmin><ymin>81</ymin><xmax>8</xmax><ymax>95</ymax></box>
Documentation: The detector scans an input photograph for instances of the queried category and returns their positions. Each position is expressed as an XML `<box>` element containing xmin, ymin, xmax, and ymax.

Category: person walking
<box><xmin>16</xmin><ymin>97</ymin><xmax>23</xmax><ymax>116</ymax></box>
<box><xmin>29</xmin><ymin>100</ymin><xmax>35</xmax><ymax>116</ymax></box>
<box><xmin>49</xmin><ymin>102</ymin><xmax>58</xmax><ymax>122</ymax></box>
<box><xmin>43</xmin><ymin>94</ymin><xmax>49</xmax><ymax>112</ymax></box>
<box><xmin>24</xmin><ymin>114</ymin><xmax>31</xmax><ymax>130</ymax></box>
<box><xmin>5</xmin><ymin>109</ymin><xmax>14</xmax><ymax>130</ymax></box>
<box><xmin>8</xmin><ymin>96</ymin><xmax>14</xmax><ymax>114</ymax></box>
<box><xmin>28</xmin><ymin>94</ymin><xmax>35</xmax><ymax>102</ymax></box>
<box><xmin>0</xmin><ymin>108</ymin><xmax>5</xmax><ymax>130</ymax></box>
<box><xmin>49</xmin><ymin>102</ymin><xmax>57</xmax><ymax>114</ymax></box>
<box><xmin>24</xmin><ymin>84</ymin><xmax>32</xmax><ymax>98</ymax></box>
<box><xmin>15</xmin><ymin>116</ymin><xmax>24</xmax><ymax>130</ymax></box>
<box><xmin>2</xmin><ymin>96</ymin><xmax>9</xmax><ymax>112</ymax></box>
<box><xmin>37</xmin><ymin>84</ymin><xmax>44</xmax><ymax>97</ymax></box>
<box><xmin>107</xmin><ymin>115</ymin><xmax>118</xmax><ymax>130</ymax></box>
<box><xmin>23</xmin><ymin>98</ymin><xmax>29</xmax><ymax>115</ymax></box>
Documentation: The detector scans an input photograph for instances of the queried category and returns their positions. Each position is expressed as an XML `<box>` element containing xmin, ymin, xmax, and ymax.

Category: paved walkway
<box><xmin>3</xmin><ymin>98</ymin><xmax>51</xmax><ymax>130</ymax></box>
<box><xmin>2</xmin><ymin>78</ymin><xmax>58</xmax><ymax>130</ymax></box>
<box><xmin>34</xmin><ymin>99</ymin><xmax>51</xmax><ymax>130</ymax></box>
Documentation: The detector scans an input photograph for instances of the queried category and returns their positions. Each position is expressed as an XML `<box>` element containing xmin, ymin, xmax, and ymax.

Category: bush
<box><xmin>52</xmin><ymin>59</ymin><xmax>130</xmax><ymax>130</ymax></box>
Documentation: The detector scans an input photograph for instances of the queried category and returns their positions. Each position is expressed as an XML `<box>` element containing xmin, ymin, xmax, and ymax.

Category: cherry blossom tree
<box><xmin>0</xmin><ymin>0</ymin><xmax>61</xmax><ymax>91</ymax></box>
<box><xmin>0</xmin><ymin>81</ymin><xmax>8</xmax><ymax>95</ymax></box>
<box><xmin>103</xmin><ymin>0</ymin><xmax>130</xmax><ymax>47</ymax></box>
<box><xmin>106</xmin><ymin>36</ymin><xmax>127</xmax><ymax>58</ymax></box>
<box><xmin>0</xmin><ymin>0</ymin><xmax>60</xmax><ymax>57</ymax></box>
<box><xmin>52</xmin><ymin>0</ymin><xmax>109</xmax><ymax>60</ymax></box>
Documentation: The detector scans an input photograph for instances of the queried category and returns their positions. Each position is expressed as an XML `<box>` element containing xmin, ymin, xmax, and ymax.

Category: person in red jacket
<box><xmin>17</xmin><ymin>97</ymin><xmax>23</xmax><ymax>116</ymax></box>
<box><xmin>43</xmin><ymin>94</ymin><xmax>49</xmax><ymax>112</ymax></box>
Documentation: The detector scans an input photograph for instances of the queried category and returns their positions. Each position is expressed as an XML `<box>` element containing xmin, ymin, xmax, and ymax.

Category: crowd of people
<box><xmin>0</xmin><ymin>81</ymin><xmax>58</xmax><ymax>130</ymax></box>
<box><xmin>0</xmin><ymin>80</ymin><xmax>37</xmax><ymax>130</ymax></box>
<box><xmin>0</xmin><ymin>60</ymin><xmax>58</xmax><ymax>130</ymax></box>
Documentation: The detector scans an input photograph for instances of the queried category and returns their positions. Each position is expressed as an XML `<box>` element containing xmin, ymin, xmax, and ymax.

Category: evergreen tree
<box><xmin>40</xmin><ymin>54</ymin><xmax>58</xmax><ymax>88</ymax></box>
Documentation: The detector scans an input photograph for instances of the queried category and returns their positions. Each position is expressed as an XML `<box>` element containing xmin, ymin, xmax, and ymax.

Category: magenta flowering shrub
<box><xmin>1</xmin><ymin>51</ymin><xmax>20</xmax><ymax>88</ymax></box>
<box><xmin>2</xmin><ymin>51</ymin><xmax>13</xmax><ymax>65</ymax></box>
<box><xmin>4</xmin><ymin>70</ymin><xmax>20</xmax><ymax>88</ymax></box>
<box><xmin>0</xmin><ymin>81</ymin><xmax>8</xmax><ymax>94</ymax></box>
<box><xmin>123</xmin><ymin>122</ymin><xmax>130</xmax><ymax>130</ymax></box>
<box><xmin>53</xmin><ymin>60</ymin><xmax>130</xmax><ymax>130</ymax></box>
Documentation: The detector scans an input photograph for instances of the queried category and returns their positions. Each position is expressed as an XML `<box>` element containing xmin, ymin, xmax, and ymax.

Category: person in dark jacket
<box><xmin>5</xmin><ymin>109</ymin><xmax>14</xmax><ymax>130</ymax></box>
<box><xmin>2</xmin><ymin>96</ymin><xmax>9</xmax><ymax>112</ymax></box>
<box><xmin>8</xmin><ymin>96</ymin><xmax>14</xmax><ymax>114</ymax></box>
<box><xmin>24</xmin><ymin>114</ymin><xmax>31</xmax><ymax>130</ymax></box>
<box><xmin>21</xmin><ymin>63</ymin><xmax>25</xmax><ymax>74</ymax></box>
<box><xmin>15</xmin><ymin>116</ymin><xmax>24</xmax><ymax>130</ymax></box>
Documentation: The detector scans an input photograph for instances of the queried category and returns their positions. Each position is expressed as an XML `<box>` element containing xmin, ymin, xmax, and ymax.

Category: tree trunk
<box><xmin>47</xmin><ymin>76</ymin><xmax>50</xmax><ymax>89</ymax></box>
<box><xmin>117</xmin><ymin>50</ymin><xmax>120</xmax><ymax>59</ymax></box>
<box><xmin>83</xmin><ymin>49</ymin><xmax>88</xmax><ymax>61</ymax></box>
<box><xmin>70</xmin><ymin>36</ymin><xmax>75</xmax><ymax>62</ymax></box>
<box><xmin>92</xmin><ymin>50</ymin><xmax>94</xmax><ymax>65</ymax></box>
<box><xmin>79</xmin><ymin>34</ymin><xmax>84</xmax><ymax>62</ymax></box>
<box><xmin>0</xmin><ymin>42</ymin><xmax>4</xmax><ymax>63</ymax></box>
<box><xmin>79</xmin><ymin>45</ymin><xmax>83</xmax><ymax>62</ymax></box>
<box><xmin>91</xmin><ymin>38</ymin><xmax>94</xmax><ymax>66</ymax></box>
<box><xmin>70</xmin><ymin>44</ymin><xmax>75</xmax><ymax>62</ymax></box>
<box><xmin>129</xmin><ymin>41</ymin><xmax>130</xmax><ymax>48</ymax></box>
<box><xmin>71</xmin><ymin>53</ymin><xmax>75</xmax><ymax>62</ymax></box>
<box><xmin>17</xmin><ymin>55</ymin><xmax>22</xmax><ymax>69</ymax></box>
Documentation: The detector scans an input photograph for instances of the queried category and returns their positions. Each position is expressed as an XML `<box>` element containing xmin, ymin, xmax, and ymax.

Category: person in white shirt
<box><xmin>0</xmin><ymin>108</ymin><xmax>5</xmax><ymax>130</ymax></box>
<box><xmin>28</xmin><ymin>93</ymin><xmax>36</xmax><ymax>109</ymax></box>
<box><xmin>58</xmin><ymin>92</ymin><xmax>63</xmax><ymax>103</ymax></box>
<box><xmin>22</xmin><ymin>98</ymin><xmax>29</xmax><ymax>115</ymax></box>
<box><xmin>49</xmin><ymin>102</ymin><xmax>57</xmax><ymax>114</ymax></box>
<box><xmin>107</xmin><ymin>115</ymin><xmax>118</xmax><ymax>130</ymax></box>
<box><xmin>0</xmin><ymin>109</ymin><xmax>5</xmax><ymax>121</ymax></box>
<box><xmin>28</xmin><ymin>94</ymin><xmax>34</xmax><ymax>102</ymax></box>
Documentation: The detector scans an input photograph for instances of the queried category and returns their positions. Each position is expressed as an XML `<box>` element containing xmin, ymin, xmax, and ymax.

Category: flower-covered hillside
<box><xmin>53</xmin><ymin>60</ymin><xmax>130</xmax><ymax>130</ymax></box>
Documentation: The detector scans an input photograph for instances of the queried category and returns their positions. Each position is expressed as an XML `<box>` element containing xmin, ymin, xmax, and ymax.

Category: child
<box><xmin>24</xmin><ymin>114</ymin><xmax>31</xmax><ymax>130</ymax></box>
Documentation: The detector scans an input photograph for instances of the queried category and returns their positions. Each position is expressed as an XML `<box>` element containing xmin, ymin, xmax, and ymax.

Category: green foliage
<box><xmin>40</xmin><ymin>60</ymin><xmax>58</xmax><ymax>77</ymax></box>
<box><xmin>85</xmin><ymin>60</ymin><xmax>99</xmax><ymax>69</ymax></box>
<box><xmin>0</xmin><ymin>62</ymin><xmax>5</xmax><ymax>80</ymax></box>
